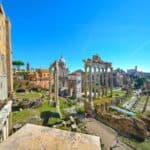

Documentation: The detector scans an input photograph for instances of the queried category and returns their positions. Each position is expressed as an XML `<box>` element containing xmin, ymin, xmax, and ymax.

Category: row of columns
<box><xmin>84</xmin><ymin>65</ymin><xmax>113</xmax><ymax>99</ymax></box>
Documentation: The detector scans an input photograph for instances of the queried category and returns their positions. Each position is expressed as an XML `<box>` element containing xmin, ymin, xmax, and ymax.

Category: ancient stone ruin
<box><xmin>49</xmin><ymin>61</ymin><xmax>62</xmax><ymax>118</ymax></box>
<box><xmin>83</xmin><ymin>54</ymin><xmax>113</xmax><ymax>117</ymax></box>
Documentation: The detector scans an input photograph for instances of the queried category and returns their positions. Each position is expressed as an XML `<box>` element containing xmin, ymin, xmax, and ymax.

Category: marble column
<box><xmin>89</xmin><ymin>65</ymin><xmax>95</xmax><ymax>116</ymax></box>
<box><xmin>49</xmin><ymin>66</ymin><xmax>52</xmax><ymax>100</ymax></box>
<box><xmin>98</xmin><ymin>67</ymin><xmax>101</xmax><ymax>97</ymax></box>
<box><xmin>94</xmin><ymin>67</ymin><xmax>97</xmax><ymax>98</ymax></box>
<box><xmin>101</xmin><ymin>68</ymin><xmax>105</xmax><ymax>96</ymax></box>
<box><xmin>89</xmin><ymin>65</ymin><xmax>92</xmax><ymax>102</ymax></box>
<box><xmin>84</xmin><ymin>65</ymin><xmax>88</xmax><ymax>98</ymax></box>
<box><xmin>110</xmin><ymin>67</ymin><xmax>113</xmax><ymax>96</ymax></box>
<box><xmin>55</xmin><ymin>62</ymin><xmax>62</xmax><ymax>119</ymax></box>
<box><xmin>105</xmin><ymin>67</ymin><xmax>108</xmax><ymax>96</ymax></box>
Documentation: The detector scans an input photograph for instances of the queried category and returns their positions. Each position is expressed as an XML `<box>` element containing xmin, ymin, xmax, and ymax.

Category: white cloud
<box><xmin>131</xmin><ymin>40</ymin><xmax>150</xmax><ymax>56</ymax></box>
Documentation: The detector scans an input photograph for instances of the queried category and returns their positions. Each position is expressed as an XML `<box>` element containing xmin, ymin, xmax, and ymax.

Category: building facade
<box><xmin>68</xmin><ymin>72</ymin><xmax>82</xmax><ymax>99</ymax></box>
<box><xmin>0</xmin><ymin>5</ymin><xmax>13</xmax><ymax>142</ymax></box>
<box><xmin>58</xmin><ymin>56</ymin><xmax>69</xmax><ymax>94</ymax></box>
<box><xmin>113</xmin><ymin>69</ymin><xmax>127</xmax><ymax>88</ymax></box>
<box><xmin>28</xmin><ymin>69</ymin><xmax>50</xmax><ymax>89</ymax></box>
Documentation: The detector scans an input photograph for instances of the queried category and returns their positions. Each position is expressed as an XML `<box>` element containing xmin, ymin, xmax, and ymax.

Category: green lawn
<box><xmin>112</xmin><ymin>90</ymin><xmax>126</xmax><ymax>98</ymax></box>
<box><xmin>15</xmin><ymin>92</ymin><xmax>42</xmax><ymax>99</ymax></box>
<box><xmin>94</xmin><ymin>90</ymin><xmax>126</xmax><ymax>105</ymax></box>
<box><xmin>94</xmin><ymin>97</ymin><xmax>113</xmax><ymax>105</ymax></box>
<box><xmin>12</xmin><ymin>94</ymin><xmax>77</xmax><ymax>126</ymax></box>
<box><xmin>121</xmin><ymin>136</ymin><xmax>150</xmax><ymax>150</ymax></box>
<box><xmin>132</xmin><ymin>96</ymin><xmax>147</xmax><ymax>113</ymax></box>
<box><xmin>12</xmin><ymin>99</ymin><xmax>59</xmax><ymax>126</ymax></box>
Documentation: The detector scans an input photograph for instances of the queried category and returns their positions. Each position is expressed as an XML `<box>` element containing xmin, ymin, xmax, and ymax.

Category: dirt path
<box><xmin>84</xmin><ymin>118</ymin><xmax>132</xmax><ymax>150</ymax></box>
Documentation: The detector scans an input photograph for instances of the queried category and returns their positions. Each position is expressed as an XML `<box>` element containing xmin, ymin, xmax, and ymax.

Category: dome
<box><xmin>59</xmin><ymin>56</ymin><xmax>66</xmax><ymax>64</ymax></box>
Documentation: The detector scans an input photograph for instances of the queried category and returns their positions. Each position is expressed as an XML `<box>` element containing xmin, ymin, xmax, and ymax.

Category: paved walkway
<box><xmin>84</xmin><ymin>118</ymin><xmax>132</xmax><ymax>150</ymax></box>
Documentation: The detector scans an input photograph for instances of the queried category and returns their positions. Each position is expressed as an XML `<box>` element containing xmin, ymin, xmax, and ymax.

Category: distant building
<box><xmin>127</xmin><ymin>66</ymin><xmax>150</xmax><ymax>78</ymax></box>
<box><xmin>58</xmin><ymin>56</ymin><xmax>69</xmax><ymax>90</ymax></box>
<box><xmin>49</xmin><ymin>56</ymin><xmax>83</xmax><ymax>99</ymax></box>
<box><xmin>73</xmin><ymin>69</ymin><xmax>84</xmax><ymax>93</ymax></box>
<box><xmin>143</xmin><ymin>72</ymin><xmax>150</xmax><ymax>78</ymax></box>
<box><xmin>113</xmin><ymin>69</ymin><xmax>127</xmax><ymax>87</ymax></box>
<box><xmin>0</xmin><ymin>5</ymin><xmax>13</xmax><ymax>142</ymax></box>
<box><xmin>28</xmin><ymin>69</ymin><xmax>51</xmax><ymax>89</ymax></box>
<box><xmin>68</xmin><ymin>71</ymin><xmax>82</xmax><ymax>99</ymax></box>
<box><xmin>26</xmin><ymin>63</ymin><xmax>30</xmax><ymax>72</ymax></box>
<box><xmin>13</xmin><ymin>69</ymin><xmax>26</xmax><ymax>80</ymax></box>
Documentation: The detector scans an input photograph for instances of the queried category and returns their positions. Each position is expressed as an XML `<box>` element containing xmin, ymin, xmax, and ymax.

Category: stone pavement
<box><xmin>84</xmin><ymin>118</ymin><xmax>133</xmax><ymax>150</ymax></box>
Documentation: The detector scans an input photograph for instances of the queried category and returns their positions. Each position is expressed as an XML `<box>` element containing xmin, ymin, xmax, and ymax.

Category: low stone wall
<box><xmin>95</xmin><ymin>105</ymin><xmax>150</xmax><ymax>140</ymax></box>
<box><xmin>12</xmin><ymin>98</ymin><xmax>42</xmax><ymax>111</ymax></box>
<box><xmin>141</xmin><ymin>117</ymin><xmax>150</xmax><ymax>132</ymax></box>
<box><xmin>0</xmin><ymin>101</ymin><xmax>12</xmax><ymax>142</ymax></box>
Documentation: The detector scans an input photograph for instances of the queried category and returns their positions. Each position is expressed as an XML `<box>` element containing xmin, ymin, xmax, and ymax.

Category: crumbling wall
<box><xmin>95</xmin><ymin>104</ymin><xmax>150</xmax><ymax>140</ymax></box>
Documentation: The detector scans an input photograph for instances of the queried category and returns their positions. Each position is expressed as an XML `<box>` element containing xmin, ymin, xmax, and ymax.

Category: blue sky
<box><xmin>3</xmin><ymin>0</ymin><xmax>150</xmax><ymax>72</ymax></box>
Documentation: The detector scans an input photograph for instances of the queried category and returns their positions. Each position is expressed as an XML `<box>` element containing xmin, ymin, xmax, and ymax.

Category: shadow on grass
<box><xmin>40</xmin><ymin>111</ymin><xmax>60</xmax><ymax>126</ymax></box>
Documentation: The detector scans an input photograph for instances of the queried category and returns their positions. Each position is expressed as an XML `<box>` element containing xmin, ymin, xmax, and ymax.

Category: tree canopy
<box><xmin>13</xmin><ymin>60</ymin><xmax>24</xmax><ymax>70</ymax></box>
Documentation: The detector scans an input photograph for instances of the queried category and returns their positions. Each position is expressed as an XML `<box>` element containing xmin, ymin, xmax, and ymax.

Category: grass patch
<box><xmin>94</xmin><ymin>97</ymin><xmax>113</xmax><ymax>105</ymax></box>
<box><xmin>15</xmin><ymin>92</ymin><xmax>42</xmax><ymax>99</ymax></box>
<box><xmin>12</xmin><ymin>109</ymin><xmax>37</xmax><ymax>124</ymax></box>
<box><xmin>76</xmin><ymin>106</ymin><xmax>84</xmax><ymax>114</ymax></box>
<box><xmin>12</xmin><ymin>99</ymin><xmax>60</xmax><ymax>126</ymax></box>
<box><xmin>12</xmin><ymin>96</ymin><xmax>76</xmax><ymax>126</ymax></box>
<box><xmin>112</xmin><ymin>90</ymin><xmax>126</xmax><ymax>98</ymax></box>
<box><xmin>121</xmin><ymin>136</ymin><xmax>150</xmax><ymax>150</ymax></box>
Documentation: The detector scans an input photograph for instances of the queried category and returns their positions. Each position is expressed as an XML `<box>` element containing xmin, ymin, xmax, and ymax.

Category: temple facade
<box><xmin>83</xmin><ymin>55</ymin><xmax>113</xmax><ymax>117</ymax></box>
<box><xmin>83</xmin><ymin>55</ymin><xmax>113</xmax><ymax>99</ymax></box>
<box><xmin>49</xmin><ymin>56</ymin><xmax>82</xmax><ymax>100</ymax></box>
<box><xmin>0</xmin><ymin>5</ymin><xmax>13</xmax><ymax>142</ymax></box>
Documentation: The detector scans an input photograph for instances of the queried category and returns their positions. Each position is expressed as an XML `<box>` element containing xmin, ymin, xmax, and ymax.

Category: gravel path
<box><xmin>84</xmin><ymin>118</ymin><xmax>132</xmax><ymax>150</ymax></box>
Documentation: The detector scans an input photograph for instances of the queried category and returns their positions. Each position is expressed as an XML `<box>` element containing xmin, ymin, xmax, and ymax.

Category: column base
<box><xmin>84</xmin><ymin>99</ymin><xmax>95</xmax><ymax>118</ymax></box>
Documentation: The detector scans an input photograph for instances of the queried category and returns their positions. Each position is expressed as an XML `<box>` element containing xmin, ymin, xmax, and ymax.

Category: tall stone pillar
<box><xmin>89</xmin><ymin>66</ymin><xmax>93</xmax><ymax>103</ymax></box>
<box><xmin>101</xmin><ymin>68</ymin><xmax>105</xmax><ymax>96</ymax></box>
<box><xmin>6</xmin><ymin>19</ymin><xmax>13</xmax><ymax>99</ymax></box>
<box><xmin>105</xmin><ymin>67</ymin><xmax>108</xmax><ymax>96</ymax></box>
<box><xmin>85</xmin><ymin>65</ymin><xmax>95</xmax><ymax>117</ymax></box>
<box><xmin>55</xmin><ymin>62</ymin><xmax>62</xmax><ymax>119</ymax></box>
<box><xmin>110</xmin><ymin>67</ymin><xmax>113</xmax><ymax>96</ymax></box>
<box><xmin>49</xmin><ymin>66</ymin><xmax>52</xmax><ymax>100</ymax></box>
<box><xmin>84</xmin><ymin>65</ymin><xmax>88</xmax><ymax>98</ymax></box>
<box><xmin>98</xmin><ymin>67</ymin><xmax>101</xmax><ymax>97</ymax></box>
<box><xmin>94</xmin><ymin>67</ymin><xmax>97</xmax><ymax>98</ymax></box>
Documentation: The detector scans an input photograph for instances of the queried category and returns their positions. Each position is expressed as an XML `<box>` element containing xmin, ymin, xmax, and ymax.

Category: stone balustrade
<box><xmin>0</xmin><ymin>101</ymin><xmax>12</xmax><ymax>142</ymax></box>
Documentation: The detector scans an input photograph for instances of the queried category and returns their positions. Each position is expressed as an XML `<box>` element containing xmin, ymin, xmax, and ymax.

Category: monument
<box><xmin>83</xmin><ymin>55</ymin><xmax>113</xmax><ymax>117</ymax></box>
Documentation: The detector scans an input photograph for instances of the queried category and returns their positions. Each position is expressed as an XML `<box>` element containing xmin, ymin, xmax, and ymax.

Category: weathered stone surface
<box><xmin>71</xmin><ymin>123</ymin><xmax>77</xmax><ymax>132</ymax></box>
<box><xmin>141</xmin><ymin>117</ymin><xmax>150</xmax><ymax>132</ymax></box>
<box><xmin>12</xmin><ymin>98</ymin><xmax>42</xmax><ymax>110</ymax></box>
<box><xmin>84</xmin><ymin>99</ymin><xmax>95</xmax><ymax>118</ymax></box>
<box><xmin>96</xmin><ymin>107</ymin><xmax>149</xmax><ymax>140</ymax></box>
<box><xmin>0</xmin><ymin>124</ymin><xmax>101</xmax><ymax>150</ymax></box>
